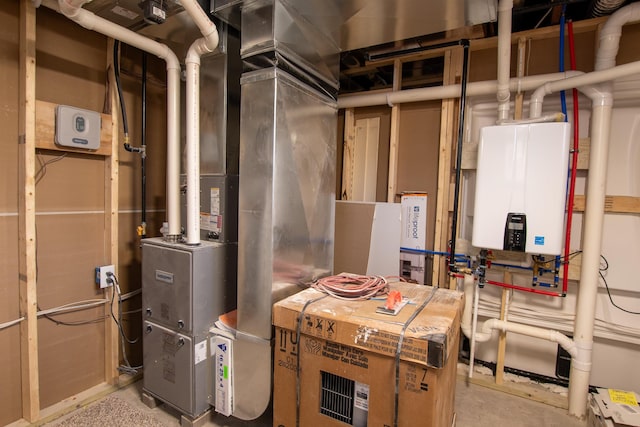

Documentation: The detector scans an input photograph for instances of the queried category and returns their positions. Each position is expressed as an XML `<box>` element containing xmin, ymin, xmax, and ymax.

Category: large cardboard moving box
<box><xmin>273</xmin><ymin>282</ymin><xmax>463</xmax><ymax>427</ymax></box>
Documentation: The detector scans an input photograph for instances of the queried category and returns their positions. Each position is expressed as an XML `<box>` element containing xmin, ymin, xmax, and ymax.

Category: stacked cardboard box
<box><xmin>400</xmin><ymin>193</ymin><xmax>428</xmax><ymax>284</ymax></box>
<box><xmin>588</xmin><ymin>388</ymin><xmax>640</xmax><ymax>427</ymax></box>
<box><xmin>273</xmin><ymin>282</ymin><xmax>463</xmax><ymax>427</ymax></box>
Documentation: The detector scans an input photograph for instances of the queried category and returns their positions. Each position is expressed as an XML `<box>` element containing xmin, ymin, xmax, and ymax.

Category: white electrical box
<box><xmin>55</xmin><ymin>105</ymin><xmax>101</xmax><ymax>150</ymax></box>
<box><xmin>472</xmin><ymin>122</ymin><xmax>570</xmax><ymax>255</ymax></box>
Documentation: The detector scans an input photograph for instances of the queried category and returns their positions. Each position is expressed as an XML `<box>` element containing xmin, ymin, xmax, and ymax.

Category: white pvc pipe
<box><xmin>461</xmin><ymin>274</ymin><xmax>476</xmax><ymax>339</ymax></box>
<box><xmin>527</xmin><ymin>4</ymin><xmax>640</xmax><ymax>416</ymax></box>
<box><xmin>469</xmin><ymin>280</ymin><xmax>480</xmax><ymax>378</ymax></box>
<box><xmin>568</xmin><ymin>5</ymin><xmax>640</xmax><ymax>416</ymax></box>
<box><xmin>45</xmin><ymin>0</ymin><xmax>182</xmax><ymax>238</ymax></box>
<box><xmin>568</xmin><ymin>104</ymin><xmax>612</xmax><ymax>417</ymax></box>
<box><xmin>182</xmin><ymin>0</ymin><xmax>219</xmax><ymax>245</ymax></box>
<box><xmin>595</xmin><ymin>3</ymin><xmax>640</xmax><ymax>71</ymax></box>
<box><xmin>460</xmin><ymin>274</ymin><xmax>578</xmax><ymax>372</ymax></box>
<box><xmin>527</xmin><ymin>62</ymin><xmax>640</xmax><ymax>117</ymax></box>
<box><xmin>497</xmin><ymin>0</ymin><xmax>514</xmax><ymax>122</ymax></box>
<box><xmin>182</xmin><ymin>0</ymin><xmax>220</xmax><ymax>49</ymax></box>
<box><xmin>337</xmin><ymin>71</ymin><xmax>583</xmax><ymax>109</ymax></box>
<box><xmin>483</xmin><ymin>318</ymin><xmax>578</xmax><ymax>359</ymax></box>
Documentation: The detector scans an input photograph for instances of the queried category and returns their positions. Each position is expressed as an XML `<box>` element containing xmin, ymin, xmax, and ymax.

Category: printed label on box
<box><xmin>354</xmin><ymin>382</ymin><xmax>370</xmax><ymax>411</ymax></box>
<box><xmin>194</xmin><ymin>340</ymin><xmax>207</xmax><ymax>365</ymax></box>
<box><xmin>401</xmin><ymin>193</ymin><xmax>428</xmax><ymax>250</ymax></box>
<box><xmin>214</xmin><ymin>336</ymin><xmax>233</xmax><ymax>416</ymax></box>
<box><xmin>300</xmin><ymin>314</ymin><xmax>338</xmax><ymax>340</ymax></box>
<box><xmin>609</xmin><ymin>389</ymin><xmax>639</xmax><ymax>406</ymax></box>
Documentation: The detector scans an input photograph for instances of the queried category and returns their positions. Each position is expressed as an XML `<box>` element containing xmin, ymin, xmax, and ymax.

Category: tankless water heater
<box><xmin>472</xmin><ymin>122</ymin><xmax>571</xmax><ymax>255</ymax></box>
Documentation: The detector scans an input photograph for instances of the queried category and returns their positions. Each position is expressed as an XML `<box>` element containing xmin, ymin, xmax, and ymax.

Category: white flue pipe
<box><xmin>524</xmin><ymin>4</ymin><xmax>640</xmax><ymax>415</ymax></box>
<box><xmin>182</xmin><ymin>0</ymin><xmax>220</xmax><ymax>245</ymax></box>
<box><xmin>595</xmin><ymin>3</ymin><xmax>640</xmax><ymax>71</ymax></box>
<box><xmin>527</xmin><ymin>62</ymin><xmax>640</xmax><ymax>117</ymax></box>
<box><xmin>497</xmin><ymin>0</ymin><xmax>514</xmax><ymax>122</ymax></box>
<box><xmin>568</xmin><ymin>104</ymin><xmax>612</xmax><ymax>417</ymax></box>
<box><xmin>460</xmin><ymin>274</ymin><xmax>578</xmax><ymax>373</ymax></box>
<box><xmin>569</xmin><ymin>7</ymin><xmax>640</xmax><ymax>415</ymax></box>
<box><xmin>337</xmin><ymin>71</ymin><xmax>583</xmax><ymax>109</ymax></box>
<box><xmin>45</xmin><ymin>0</ymin><xmax>182</xmax><ymax>238</ymax></box>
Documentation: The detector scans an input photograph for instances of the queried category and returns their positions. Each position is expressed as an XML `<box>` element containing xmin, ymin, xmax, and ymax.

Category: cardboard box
<box><xmin>212</xmin><ymin>334</ymin><xmax>233</xmax><ymax>416</ymax></box>
<box><xmin>589</xmin><ymin>388</ymin><xmax>640</xmax><ymax>427</ymax></box>
<box><xmin>401</xmin><ymin>192</ymin><xmax>428</xmax><ymax>250</ymax></box>
<box><xmin>272</xmin><ymin>282</ymin><xmax>463</xmax><ymax>427</ymax></box>
<box><xmin>400</xmin><ymin>251</ymin><xmax>426</xmax><ymax>284</ymax></box>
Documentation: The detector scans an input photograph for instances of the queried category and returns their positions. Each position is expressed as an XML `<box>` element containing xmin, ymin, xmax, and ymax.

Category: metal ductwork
<box><xmin>213</xmin><ymin>0</ymin><xmax>498</xmax><ymax>51</ymax></box>
<box><xmin>232</xmin><ymin>0</ymin><xmax>338</xmax><ymax>419</ymax></box>
<box><xmin>590</xmin><ymin>0</ymin><xmax>628</xmax><ymax>17</ymax></box>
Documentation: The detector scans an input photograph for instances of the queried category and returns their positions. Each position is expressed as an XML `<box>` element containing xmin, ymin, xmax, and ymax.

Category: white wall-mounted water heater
<box><xmin>472</xmin><ymin>122</ymin><xmax>571</xmax><ymax>256</ymax></box>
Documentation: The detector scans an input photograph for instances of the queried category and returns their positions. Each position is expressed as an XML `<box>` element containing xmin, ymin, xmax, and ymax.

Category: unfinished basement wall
<box><xmin>116</xmin><ymin>44</ymin><xmax>168</xmax><ymax>368</ymax></box>
<box><xmin>34</xmin><ymin>8</ymin><xmax>109</xmax><ymax>410</ymax></box>
<box><xmin>464</xmin><ymin>20</ymin><xmax>640</xmax><ymax>392</ymax></box>
<box><xmin>337</xmin><ymin>17</ymin><xmax>640</xmax><ymax>391</ymax></box>
<box><xmin>0</xmin><ymin>5</ymin><xmax>168</xmax><ymax>423</ymax></box>
<box><xmin>395</xmin><ymin>100</ymin><xmax>441</xmax><ymax>252</ymax></box>
<box><xmin>0</xmin><ymin>1</ymin><xmax>23</xmax><ymax>424</ymax></box>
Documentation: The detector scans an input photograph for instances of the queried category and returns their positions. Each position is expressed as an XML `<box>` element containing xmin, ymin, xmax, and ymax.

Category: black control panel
<box><xmin>503</xmin><ymin>213</ymin><xmax>527</xmax><ymax>252</ymax></box>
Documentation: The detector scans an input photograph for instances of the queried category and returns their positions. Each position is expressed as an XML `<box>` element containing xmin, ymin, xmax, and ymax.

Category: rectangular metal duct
<box><xmin>183</xmin><ymin>28</ymin><xmax>241</xmax><ymax>176</ymax></box>
<box><xmin>232</xmin><ymin>67</ymin><xmax>336</xmax><ymax>420</ymax></box>
<box><xmin>240</xmin><ymin>0</ymin><xmax>340</xmax><ymax>89</ymax></box>
<box><xmin>213</xmin><ymin>0</ymin><xmax>498</xmax><ymax>52</ymax></box>
<box><xmin>236</xmin><ymin>67</ymin><xmax>336</xmax><ymax>339</ymax></box>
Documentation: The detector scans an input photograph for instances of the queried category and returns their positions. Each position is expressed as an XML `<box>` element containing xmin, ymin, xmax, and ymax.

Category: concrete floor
<box><xmin>46</xmin><ymin>376</ymin><xmax>587</xmax><ymax>427</ymax></box>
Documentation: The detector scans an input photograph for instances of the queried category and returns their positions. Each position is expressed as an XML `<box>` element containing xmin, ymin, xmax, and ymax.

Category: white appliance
<box><xmin>472</xmin><ymin>122</ymin><xmax>571</xmax><ymax>255</ymax></box>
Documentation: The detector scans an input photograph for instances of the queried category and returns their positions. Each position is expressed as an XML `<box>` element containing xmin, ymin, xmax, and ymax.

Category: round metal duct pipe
<box><xmin>590</xmin><ymin>0</ymin><xmax>627</xmax><ymax>17</ymax></box>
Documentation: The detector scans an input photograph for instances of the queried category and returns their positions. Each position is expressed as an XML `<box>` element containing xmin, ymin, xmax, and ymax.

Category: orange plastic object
<box><xmin>219</xmin><ymin>310</ymin><xmax>237</xmax><ymax>329</ymax></box>
<box><xmin>385</xmin><ymin>290</ymin><xmax>402</xmax><ymax>310</ymax></box>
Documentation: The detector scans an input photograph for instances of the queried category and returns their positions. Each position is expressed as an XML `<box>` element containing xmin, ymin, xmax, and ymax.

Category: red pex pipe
<box><xmin>485</xmin><ymin>280</ymin><xmax>564</xmax><ymax>297</ymax></box>
<box><xmin>563</xmin><ymin>20</ymin><xmax>580</xmax><ymax>296</ymax></box>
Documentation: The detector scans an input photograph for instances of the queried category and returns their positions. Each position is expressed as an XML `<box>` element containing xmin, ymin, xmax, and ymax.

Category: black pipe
<box><xmin>367</xmin><ymin>39</ymin><xmax>471</xmax><ymax>62</ymax></box>
<box><xmin>448</xmin><ymin>40</ymin><xmax>470</xmax><ymax>274</ymax></box>
<box><xmin>141</xmin><ymin>52</ymin><xmax>147</xmax><ymax>238</ymax></box>
<box><xmin>113</xmin><ymin>40</ymin><xmax>129</xmax><ymax>138</ymax></box>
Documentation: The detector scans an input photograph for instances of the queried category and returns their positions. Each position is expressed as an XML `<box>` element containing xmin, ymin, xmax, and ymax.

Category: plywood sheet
<box><xmin>35</xmin><ymin>7</ymin><xmax>106</xmax><ymax>111</ymax></box>
<box><xmin>0</xmin><ymin>216</ymin><xmax>20</xmax><ymax>320</ymax></box>
<box><xmin>0</xmin><ymin>326</ymin><xmax>22</xmax><ymax>426</ymax></box>
<box><xmin>396</xmin><ymin>101</ymin><xmax>441</xmax><ymax>251</ymax></box>
<box><xmin>0</xmin><ymin>216</ymin><xmax>22</xmax><ymax>426</ymax></box>
<box><xmin>0</xmin><ymin>2</ymin><xmax>170</xmax><ymax>420</ymax></box>
<box><xmin>117</xmin><ymin>81</ymin><xmax>167</xmax><ymax>212</ymax></box>
<box><xmin>37</xmin><ymin>312</ymin><xmax>106</xmax><ymax>409</ymax></box>
<box><xmin>35</xmin><ymin>213</ymin><xmax>107</xmax><ymax>408</ymax></box>
<box><xmin>612</xmin><ymin>21</ymin><xmax>640</xmax><ymax>66</ymax></box>
<box><xmin>0</xmin><ymin>0</ymin><xmax>20</xmax><ymax>214</ymax></box>
<box><xmin>35</xmin><ymin>214</ymin><xmax>106</xmax><ymax>307</ymax></box>
<box><xmin>34</xmin><ymin>151</ymin><xmax>106</xmax><ymax>212</ymax></box>
<box><xmin>334</xmin><ymin>201</ymin><xmax>375</xmax><ymax>275</ymax></box>
<box><xmin>469</xmin><ymin>29</ymin><xmax>596</xmax><ymax>84</ymax></box>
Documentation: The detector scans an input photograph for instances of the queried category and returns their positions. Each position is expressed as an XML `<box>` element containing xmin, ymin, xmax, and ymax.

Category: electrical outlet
<box><xmin>95</xmin><ymin>265</ymin><xmax>115</xmax><ymax>288</ymax></box>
